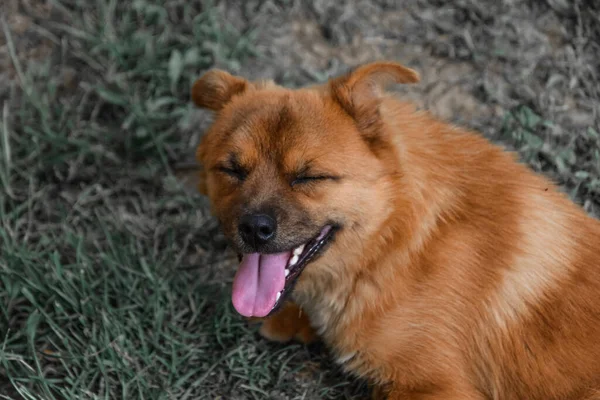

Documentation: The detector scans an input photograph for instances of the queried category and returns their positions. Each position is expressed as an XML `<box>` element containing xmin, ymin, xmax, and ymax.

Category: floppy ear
<box><xmin>191</xmin><ymin>69</ymin><xmax>249</xmax><ymax>111</ymax></box>
<box><xmin>329</xmin><ymin>61</ymin><xmax>420</xmax><ymax>144</ymax></box>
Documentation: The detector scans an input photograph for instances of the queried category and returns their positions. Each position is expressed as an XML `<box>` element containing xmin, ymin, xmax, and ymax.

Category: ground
<box><xmin>0</xmin><ymin>0</ymin><xmax>598</xmax><ymax>399</ymax></box>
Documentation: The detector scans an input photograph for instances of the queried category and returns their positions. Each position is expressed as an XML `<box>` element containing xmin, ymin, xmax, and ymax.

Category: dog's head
<box><xmin>191</xmin><ymin>62</ymin><xmax>420</xmax><ymax>317</ymax></box>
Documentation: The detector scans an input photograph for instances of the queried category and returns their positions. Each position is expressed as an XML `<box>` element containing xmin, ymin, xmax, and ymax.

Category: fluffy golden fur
<box><xmin>191</xmin><ymin>61</ymin><xmax>600</xmax><ymax>399</ymax></box>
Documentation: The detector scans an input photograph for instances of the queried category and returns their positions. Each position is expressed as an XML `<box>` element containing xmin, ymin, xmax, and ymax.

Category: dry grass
<box><xmin>0</xmin><ymin>0</ymin><xmax>598</xmax><ymax>399</ymax></box>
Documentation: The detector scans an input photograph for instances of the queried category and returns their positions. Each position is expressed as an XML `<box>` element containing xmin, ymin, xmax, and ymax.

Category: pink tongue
<box><xmin>231</xmin><ymin>252</ymin><xmax>290</xmax><ymax>317</ymax></box>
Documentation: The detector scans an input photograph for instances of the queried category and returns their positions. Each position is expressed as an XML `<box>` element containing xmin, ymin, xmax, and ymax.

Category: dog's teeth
<box><xmin>293</xmin><ymin>245</ymin><xmax>305</xmax><ymax>256</ymax></box>
<box><xmin>276</xmin><ymin>292</ymin><xmax>281</xmax><ymax>301</ymax></box>
<box><xmin>290</xmin><ymin>254</ymin><xmax>299</xmax><ymax>266</ymax></box>
<box><xmin>285</xmin><ymin>268</ymin><xmax>290</xmax><ymax>277</ymax></box>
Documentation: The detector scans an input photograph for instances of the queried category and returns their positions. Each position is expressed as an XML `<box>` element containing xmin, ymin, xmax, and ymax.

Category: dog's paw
<box><xmin>255</xmin><ymin>302</ymin><xmax>317</xmax><ymax>344</ymax></box>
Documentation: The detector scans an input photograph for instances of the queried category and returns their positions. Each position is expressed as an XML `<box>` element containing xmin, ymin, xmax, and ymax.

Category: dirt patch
<box><xmin>0</xmin><ymin>0</ymin><xmax>54</xmax><ymax>78</ymax></box>
<box><xmin>224</xmin><ymin>1</ymin><xmax>597</xmax><ymax>133</ymax></box>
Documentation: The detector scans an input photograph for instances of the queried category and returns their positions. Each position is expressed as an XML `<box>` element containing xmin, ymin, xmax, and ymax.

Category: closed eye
<box><xmin>291</xmin><ymin>175</ymin><xmax>338</xmax><ymax>187</ymax></box>
<box><xmin>215</xmin><ymin>153</ymin><xmax>248</xmax><ymax>181</ymax></box>
<box><xmin>218</xmin><ymin>165</ymin><xmax>247</xmax><ymax>181</ymax></box>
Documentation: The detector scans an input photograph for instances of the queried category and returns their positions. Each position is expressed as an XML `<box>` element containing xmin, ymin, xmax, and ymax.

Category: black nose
<box><xmin>238</xmin><ymin>214</ymin><xmax>277</xmax><ymax>246</ymax></box>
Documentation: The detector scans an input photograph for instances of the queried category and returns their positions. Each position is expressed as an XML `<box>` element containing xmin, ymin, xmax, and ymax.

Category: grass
<box><xmin>0</xmin><ymin>0</ymin><xmax>599</xmax><ymax>399</ymax></box>
<box><xmin>501</xmin><ymin>104</ymin><xmax>600</xmax><ymax>204</ymax></box>
<box><xmin>0</xmin><ymin>1</ymin><xmax>362</xmax><ymax>398</ymax></box>
<box><xmin>500</xmin><ymin>103</ymin><xmax>600</xmax><ymax>214</ymax></box>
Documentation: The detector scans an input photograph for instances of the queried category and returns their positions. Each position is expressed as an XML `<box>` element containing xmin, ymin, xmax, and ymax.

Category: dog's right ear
<box><xmin>191</xmin><ymin>70</ymin><xmax>249</xmax><ymax>111</ymax></box>
<box><xmin>329</xmin><ymin>61</ymin><xmax>420</xmax><ymax>146</ymax></box>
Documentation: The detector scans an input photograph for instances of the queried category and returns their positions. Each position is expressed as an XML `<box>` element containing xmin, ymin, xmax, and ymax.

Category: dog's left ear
<box><xmin>329</xmin><ymin>61</ymin><xmax>420</xmax><ymax>144</ymax></box>
<box><xmin>191</xmin><ymin>69</ymin><xmax>249</xmax><ymax>111</ymax></box>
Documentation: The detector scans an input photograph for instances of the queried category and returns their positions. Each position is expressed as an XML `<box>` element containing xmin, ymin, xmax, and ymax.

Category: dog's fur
<box><xmin>191</xmin><ymin>61</ymin><xmax>600</xmax><ymax>399</ymax></box>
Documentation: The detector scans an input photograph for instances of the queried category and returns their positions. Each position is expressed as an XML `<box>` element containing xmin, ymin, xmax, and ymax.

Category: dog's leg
<box><xmin>256</xmin><ymin>301</ymin><xmax>317</xmax><ymax>344</ymax></box>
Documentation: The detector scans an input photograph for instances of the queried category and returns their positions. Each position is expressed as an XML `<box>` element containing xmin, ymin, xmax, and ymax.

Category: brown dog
<box><xmin>190</xmin><ymin>61</ymin><xmax>600</xmax><ymax>399</ymax></box>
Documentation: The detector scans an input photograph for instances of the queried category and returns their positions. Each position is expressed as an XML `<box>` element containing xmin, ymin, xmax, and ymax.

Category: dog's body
<box><xmin>191</xmin><ymin>62</ymin><xmax>600</xmax><ymax>399</ymax></box>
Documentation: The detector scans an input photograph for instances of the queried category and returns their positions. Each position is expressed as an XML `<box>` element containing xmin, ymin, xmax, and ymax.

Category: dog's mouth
<box><xmin>231</xmin><ymin>225</ymin><xmax>336</xmax><ymax>318</ymax></box>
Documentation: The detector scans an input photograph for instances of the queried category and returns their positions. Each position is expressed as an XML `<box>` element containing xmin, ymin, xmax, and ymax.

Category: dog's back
<box><xmin>349</xmin><ymin>98</ymin><xmax>600</xmax><ymax>399</ymax></box>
